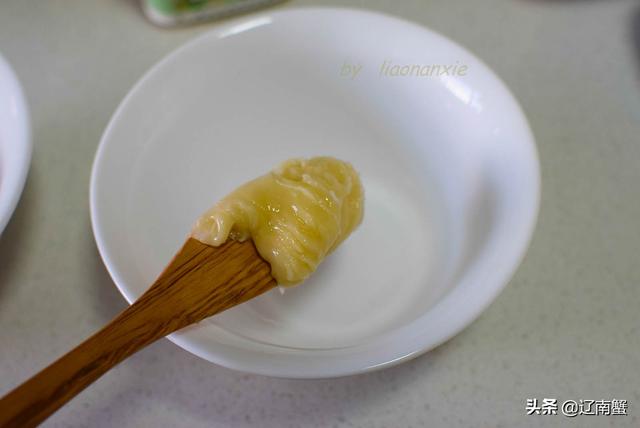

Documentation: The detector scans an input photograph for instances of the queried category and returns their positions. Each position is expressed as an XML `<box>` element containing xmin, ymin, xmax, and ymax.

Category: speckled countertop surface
<box><xmin>0</xmin><ymin>1</ymin><xmax>639</xmax><ymax>427</ymax></box>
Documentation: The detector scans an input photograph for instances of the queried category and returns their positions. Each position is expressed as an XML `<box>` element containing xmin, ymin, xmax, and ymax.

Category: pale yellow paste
<box><xmin>191</xmin><ymin>157</ymin><xmax>364</xmax><ymax>286</ymax></box>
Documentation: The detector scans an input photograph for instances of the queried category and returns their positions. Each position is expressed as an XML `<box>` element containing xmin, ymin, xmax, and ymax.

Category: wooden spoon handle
<box><xmin>0</xmin><ymin>306</ymin><xmax>169</xmax><ymax>428</ymax></box>
<box><xmin>0</xmin><ymin>239</ymin><xmax>276</xmax><ymax>427</ymax></box>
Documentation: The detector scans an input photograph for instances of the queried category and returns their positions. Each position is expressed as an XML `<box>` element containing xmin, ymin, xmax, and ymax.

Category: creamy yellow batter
<box><xmin>191</xmin><ymin>157</ymin><xmax>364</xmax><ymax>286</ymax></box>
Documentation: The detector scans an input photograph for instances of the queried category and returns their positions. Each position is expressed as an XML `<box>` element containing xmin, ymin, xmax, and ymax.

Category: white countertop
<box><xmin>0</xmin><ymin>1</ymin><xmax>638</xmax><ymax>427</ymax></box>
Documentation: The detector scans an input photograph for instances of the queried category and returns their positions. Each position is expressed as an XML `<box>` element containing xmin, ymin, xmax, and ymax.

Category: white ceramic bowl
<box><xmin>0</xmin><ymin>54</ymin><xmax>31</xmax><ymax>236</ymax></box>
<box><xmin>91</xmin><ymin>7</ymin><xmax>540</xmax><ymax>378</ymax></box>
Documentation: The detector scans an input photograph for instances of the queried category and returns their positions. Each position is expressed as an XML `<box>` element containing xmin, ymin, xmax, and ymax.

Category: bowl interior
<box><xmin>91</xmin><ymin>8</ymin><xmax>539</xmax><ymax>377</ymax></box>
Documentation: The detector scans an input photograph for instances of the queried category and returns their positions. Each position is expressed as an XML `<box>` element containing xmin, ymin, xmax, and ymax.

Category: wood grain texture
<box><xmin>0</xmin><ymin>238</ymin><xmax>276</xmax><ymax>428</ymax></box>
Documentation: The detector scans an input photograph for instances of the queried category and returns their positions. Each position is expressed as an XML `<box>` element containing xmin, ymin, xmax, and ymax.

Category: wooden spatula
<box><xmin>0</xmin><ymin>238</ymin><xmax>276</xmax><ymax>428</ymax></box>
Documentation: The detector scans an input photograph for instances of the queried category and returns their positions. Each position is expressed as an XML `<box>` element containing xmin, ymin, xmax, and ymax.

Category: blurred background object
<box><xmin>142</xmin><ymin>0</ymin><xmax>287</xmax><ymax>26</ymax></box>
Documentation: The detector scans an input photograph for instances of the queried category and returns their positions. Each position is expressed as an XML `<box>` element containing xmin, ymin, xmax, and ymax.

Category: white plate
<box><xmin>0</xmin><ymin>54</ymin><xmax>31</xmax><ymax>236</ymax></box>
<box><xmin>91</xmin><ymin>7</ymin><xmax>540</xmax><ymax>378</ymax></box>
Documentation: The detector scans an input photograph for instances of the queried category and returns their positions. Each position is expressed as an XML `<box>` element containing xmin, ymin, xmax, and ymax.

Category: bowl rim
<box><xmin>90</xmin><ymin>6</ymin><xmax>541</xmax><ymax>378</ymax></box>
<box><xmin>0</xmin><ymin>54</ymin><xmax>31</xmax><ymax>237</ymax></box>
